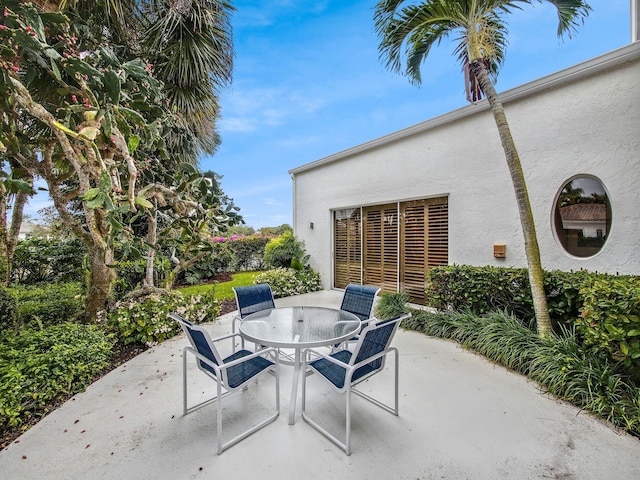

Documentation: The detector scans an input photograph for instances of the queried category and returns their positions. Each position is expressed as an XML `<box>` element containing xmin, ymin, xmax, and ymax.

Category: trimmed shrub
<box><xmin>11</xmin><ymin>237</ymin><xmax>85</xmax><ymax>285</ymax></box>
<box><xmin>263</xmin><ymin>233</ymin><xmax>306</xmax><ymax>269</ymax></box>
<box><xmin>425</xmin><ymin>265</ymin><xmax>597</xmax><ymax>325</ymax></box>
<box><xmin>0</xmin><ymin>287</ymin><xmax>17</xmax><ymax>331</ymax></box>
<box><xmin>577</xmin><ymin>276</ymin><xmax>640</xmax><ymax>377</ymax></box>
<box><xmin>0</xmin><ymin>323</ymin><xmax>115</xmax><ymax>428</ymax></box>
<box><xmin>178</xmin><ymin>242</ymin><xmax>235</xmax><ymax>286</ymax></box>
<box><xmin>102</xmin><ymin>289</ymin><xmax>220</xmax><ymax>346</ymax></box>
<box><xmin>229</xmin><ymin>236</ymin><xmax>270</xmax><ymax>271</ymax></box>
<box><xmin>254</xmin><ymin>267</ymin><xmax>322</xmax><ymax>297</ymax></box>
<box><xmin>9</xmin><ymin>282</ymin><xmax>84</xmax><ymax>328</ymax></box>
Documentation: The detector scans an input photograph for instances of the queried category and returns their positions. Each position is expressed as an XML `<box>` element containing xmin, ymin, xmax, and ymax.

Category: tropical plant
<box><xmin>0</xmin><ymin>1</ymin><xmax>236</xmax><ymax>319</ymax></box>
<box><xmin>0</xmin><ymin>322</ymin><xmax>115</xmax><ymax>429</ymax></box>
<box><xmin>0</xmin><ymin>286</ymin><xmax>17</xmax><ymax>331</ymax></box>
<box><xmin>263</xmin><ymin>232</ymin><xmax>308</xmax><ymax>269</ymax></box>
<box><xmin>374</xmin><ymin>0</ymin><xmax>591</xmax><ymax>337</ymax></box>
<box><xmin>254</xmin><ymin>267</ymin><xmax>322</xmax><ymax>298</ymax></box>
<box><xmin>102</xmin><ymin>288</ymin><xmax>219</xmax><ymax>346</ymax></box>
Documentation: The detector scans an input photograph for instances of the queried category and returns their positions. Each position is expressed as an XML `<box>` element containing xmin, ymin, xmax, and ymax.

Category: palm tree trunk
<box><xmin>471</xmin><ymin>61</ymin><xmax>552</xmax><ymax>337</ymax></box>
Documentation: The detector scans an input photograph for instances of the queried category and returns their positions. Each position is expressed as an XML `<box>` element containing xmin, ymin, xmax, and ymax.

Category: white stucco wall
<box><xmin>290</xmin><ymin>43</ymin><xmax>640</xmax><ymax>290</ymax></box>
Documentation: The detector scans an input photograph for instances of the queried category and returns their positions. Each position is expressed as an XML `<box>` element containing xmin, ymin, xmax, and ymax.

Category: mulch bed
<box><xmin>1</xmin><ymin>281</ymin><xmax>238</xmax><ymax>451</ymax></box>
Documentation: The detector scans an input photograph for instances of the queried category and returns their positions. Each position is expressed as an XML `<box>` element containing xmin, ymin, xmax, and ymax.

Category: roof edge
<box><xmin>289</xmin><ymin>42</ymin><xmax>640</xmax><ymax>176</ymax></box>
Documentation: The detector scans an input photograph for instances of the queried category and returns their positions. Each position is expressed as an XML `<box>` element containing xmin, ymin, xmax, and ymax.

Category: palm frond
<box><xmin>541</xmin><ymin>0</ymin><xmax>591</xmax><ymax>38</ymax></box>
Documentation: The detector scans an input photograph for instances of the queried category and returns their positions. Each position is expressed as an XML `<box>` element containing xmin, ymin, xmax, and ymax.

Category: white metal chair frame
<box><xmin>170</xmin><ymin>313</ymin><xmax>280</xmax><ymax>454</ymax></box>
<box><xmin>301</xmin><ymin>314</ymin><xmax>410</xmax><ymax>455</ymax></box>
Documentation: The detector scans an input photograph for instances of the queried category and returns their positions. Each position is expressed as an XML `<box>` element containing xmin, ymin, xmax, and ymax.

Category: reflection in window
<box><xmin>553</xmin><ymin>176</ymin><xmax>611</xmax><ymax>258</ymax></box>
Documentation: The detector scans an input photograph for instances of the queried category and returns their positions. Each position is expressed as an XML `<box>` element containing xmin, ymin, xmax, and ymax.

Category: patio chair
<box><xmin>301</xmin><ymin>313</ymin><xmax>410</xmax><ymax>455</ymax></box>
<box><xmin>232</xmin><ymin>283</ymin><xmax>276</xmax><ymax>352</ymax></box>
<box><xmin>169</xmin><ymin>312</ymin><xmax>280</xmax><ymax>455</ymax></box>
<box><xmin>340</xmin><ymin>283</ymin><xmax>381</xmax><ymax>321</ymax></box>
<box><xmin>334</xmin><ymin>284</ymin><xmax>381</xmax><ymax>349</ymax></box>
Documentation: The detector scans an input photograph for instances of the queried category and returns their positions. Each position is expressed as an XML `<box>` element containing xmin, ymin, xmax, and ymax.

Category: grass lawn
<box><xmin>178</xmin><ymin>271</ymin><xmax>261</xmax><ymax>300</ymax></box>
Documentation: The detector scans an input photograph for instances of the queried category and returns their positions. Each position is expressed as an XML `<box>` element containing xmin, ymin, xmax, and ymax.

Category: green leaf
<box><xmin>104</xmin><ymin>70</ymin><xmax>121</xmax><ymax>104</ymax></box>
<box><xmin>122</xmin><ymin>59</ymin><xmax>148</xmax><ymax>79</ymax></box>
<box><xmin>82</xmin><ymin>188</ymin><xmax>101</xmax><ymax>201</ymax></box>
<box><xmin>116</xmin><ymin>107</ymin><xmax>145</xmax><ymax>126</ymax></box>
<box><xmin>627</xmin><ymin>329</ymin><xmax>640</xmax><ymax>337</ymax></box>
<box><xmin>86</xmin><ymin>193</ymin><xmax>105</xmax><ymax>209</ymax></box>
<box><xmin>50</xmin><ymin>58</ymin><xmax>61</xmax><ymax>81</ymax></box>
<box><xmin>44</xmin><ymin>47</ymin><xmax>61</xmax><ymax>61</ymax></box>
<box><xmin>103</xmin><ymin>111</ymin><xmax>113</xmax><ymax>138</ymax></box>
<box><xmin>99</xmin><ymin>47</ymin><xmax>120</xmax><ymax>67</ymax></box>
<box><xmin>134</xmin><ymin>196</ymin><xmax>154</xmax><ymax>209</ymax></box>
<box><xmin>104</xmin><ymin>194</ymin><xmax>115</xmax><ymax>210</ymax></box>
<box><xmin>127</xmin><ymin>135</ymin><xmax>140</xmax><ymax>153</ymax></box>
<box><xmin>11</xmin><ymin>30</ymin><xmax>42</xmax><ymax>51</ymax></box>
<box><xmin>99</xmin><ymin>170</ymin><xmax>112</xmax><ymax>191</ymax></box>
<box><xmin>64</xmin><ymin>58</ymin><xmax>102</xmax><ymax>79</ymax></box>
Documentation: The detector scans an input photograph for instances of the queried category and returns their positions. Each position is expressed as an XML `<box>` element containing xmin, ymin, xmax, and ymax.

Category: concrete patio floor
<box><xmin>2</xmin><ymin>289</ymin><xmax>640</xmax><ymax>479</ymax></box>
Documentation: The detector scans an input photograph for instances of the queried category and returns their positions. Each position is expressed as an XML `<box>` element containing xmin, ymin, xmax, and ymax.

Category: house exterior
<box><xmin>289</xmin><ymin>41</ymin><xmax>640</xmax><ymax>304</ymax></box>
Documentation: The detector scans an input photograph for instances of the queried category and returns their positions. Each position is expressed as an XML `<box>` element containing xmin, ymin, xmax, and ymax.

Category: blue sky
<box><xmin>25</xmin><ymin>0</ymin><xmax>633</xmax><ymax>228</ymax></box>
<box><xmin>200</xmin><ymin>0</ymin><xmax>632</xmax><ymax>230</ymax></box>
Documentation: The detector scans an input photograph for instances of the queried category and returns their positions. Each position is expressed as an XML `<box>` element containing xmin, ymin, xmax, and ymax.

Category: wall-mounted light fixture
<box><xmin>308</xmin><ymin>222</ymin><xmax>314</xmax><ymax>230</ymax></box>
<box><xmin>493</xmin><ymin>244</ymin><xmax>506</xmax><ymax>258</ymax></box>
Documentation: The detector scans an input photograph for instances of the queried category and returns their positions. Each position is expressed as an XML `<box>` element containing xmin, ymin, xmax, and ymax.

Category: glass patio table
<box><xmin>239</xmin><ymin>306</ymin><xmax>361</xmax><ymax>425</ymax></box>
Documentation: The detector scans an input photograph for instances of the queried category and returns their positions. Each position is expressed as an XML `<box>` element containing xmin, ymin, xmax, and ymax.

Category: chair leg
<box><xmin>183</xmin><ymin>348</ymin><xmax>188</xmax><ymax>416</ymax></box>
<box><xmin>352</xmin><ymin>349</ymin><xmax>399</xmax><ymax>416</ymax></box>
<box><xmin>345</xmin><ymin>384</ymin><xmax>352</xmax><ymax>456</ymax></box>
<box><xmin>217</xmin><ymin>364</ymin><xmax>280</xmax><ymax>454</ymax></box>
<box><xmin>301</xmin><ymin>372</ymin><xmax>351</xmax><ymax>455</ymax></box>
<box><xmin>217</xmin><ymin>379</ymin><xmax>223</xmax><ymax>455</ymax></box>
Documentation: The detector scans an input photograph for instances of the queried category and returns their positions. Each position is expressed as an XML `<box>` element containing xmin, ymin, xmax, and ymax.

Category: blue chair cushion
<box><xmin>222</xmin><ymin>350</ymin><xmax>275</xmax><ymax>389</ymax></box>
<box><xmin>310</xmin><ymin>350</ymin><xmax>379</xmax><ymax>389</ymax></box>
<box><xmin>340</xmin><ymin>284</ymin><xmax>379</xmax><ymax>321</ymax></box>
<box><xmin>235</xmin><ymin>284</ymin><xmax>276</xmax><ymax>318</ymax></box>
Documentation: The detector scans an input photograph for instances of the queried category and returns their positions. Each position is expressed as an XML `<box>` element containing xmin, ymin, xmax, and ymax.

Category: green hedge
<box><xmin>578</xmin><ymin>276</ymin><xmax>640</xmax><ymax>375</ymax></box>
<box><xmin>11</xmin><ymin>237</ymin><xmax>86</xmax><ymax>285</ymax></box>
<box><xmin>424</xmin><ymin>265</ymin><xmax>640</xmax><ymax>380</ymax></box>
<box><xmin>425</xmin><ymin>265</ymin><xmax>597</xmax><ymax>325</ymax></box>
<box><xmin>0</xmin><ymin>323</ymin><xmax>115</xmax><ymax>428</ymax></box>
<box><xmin>9</xmin><ymin>282</ymin><xmax>85</xmax><ymax>328</ymax></box>
<box><xmin>229</xmin><ymin>236</ymin><xmax>270</xmax><ymax>271</ymax></box>
<box><xmin>254</xmin><ymin>267</ymin><xmax>322</xmax><ymax>297</ymax></box>
<box><xmin>0</xmin><ymin>287</ymin><xmax>17</xmax><ymax>331</ymax></box>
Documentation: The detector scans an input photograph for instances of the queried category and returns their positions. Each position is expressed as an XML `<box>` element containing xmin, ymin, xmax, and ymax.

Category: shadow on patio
<box><xmin>1</xmin><ymin>290</ymin><xmax>639</xmax><ymax>479</ymax></box>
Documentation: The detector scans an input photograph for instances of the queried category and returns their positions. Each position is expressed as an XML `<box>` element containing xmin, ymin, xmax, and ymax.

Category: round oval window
<box><xmin>553</xmin><ymin>176</ymin><xmax>611</xmax><ymax>258</ymax></box>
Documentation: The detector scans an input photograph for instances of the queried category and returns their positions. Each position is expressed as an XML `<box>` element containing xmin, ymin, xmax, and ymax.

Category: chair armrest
<box><xmin>303</xmin><ymin>348</ymin><xmax>350</xmax><ymax>369</ymax></box>
<box><xmin>210</xmin><ymin>331</ymin><xmax>245</xmax><ymax>350</ymax></box>
<box><xmin>219</xmin><ymin>347</ymin><xmax>280</xmax><ymax>370</ymax></box>
<box><xmin>360</xmin><ymin>317</ymin><xmax>376</xmax><ymax>328</ymax></box>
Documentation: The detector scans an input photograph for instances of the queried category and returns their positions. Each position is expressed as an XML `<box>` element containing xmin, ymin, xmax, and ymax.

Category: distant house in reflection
<box><xmin>559</xmin><ymin>204</ymin><xmax>607</xmax><ymax>239</ymax></box>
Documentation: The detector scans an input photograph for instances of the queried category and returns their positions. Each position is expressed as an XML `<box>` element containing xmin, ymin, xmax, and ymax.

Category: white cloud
<box><xmin>220</xmin><ymin>117</ymin><xmax>257</xmax><ymax>132</ymax></box>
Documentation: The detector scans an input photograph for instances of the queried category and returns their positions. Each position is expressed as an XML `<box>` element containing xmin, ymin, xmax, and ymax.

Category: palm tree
<box><xmin>374</xmin><ymin>0</ymin><xmax>591</xmax><ymax>337</ymax></box>
<box><xmin>60</xmin><ymin>0</ymin><xmax>235</xmax><ymax>163</ymax></box>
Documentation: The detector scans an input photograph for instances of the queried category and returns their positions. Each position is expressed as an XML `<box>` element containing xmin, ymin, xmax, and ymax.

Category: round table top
<box><xmin>239</xmin><ymin>306</ymin><xmax>361</xmax><ymax>348</ymax></box>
